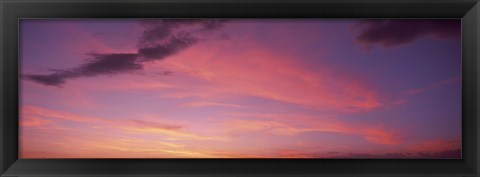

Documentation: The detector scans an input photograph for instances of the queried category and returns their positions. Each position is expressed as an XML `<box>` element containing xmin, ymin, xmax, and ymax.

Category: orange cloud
<box><xmin>125</xmin><ymin>127</ymin><xmax>224</xmax><ymax>141</ymax></box>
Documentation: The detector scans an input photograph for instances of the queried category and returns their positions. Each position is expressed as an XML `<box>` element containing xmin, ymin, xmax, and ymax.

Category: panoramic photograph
<box><xmin>19</xmin><ymin>19</ymin><xmax>461</xmax><ymax>158</ymax></box>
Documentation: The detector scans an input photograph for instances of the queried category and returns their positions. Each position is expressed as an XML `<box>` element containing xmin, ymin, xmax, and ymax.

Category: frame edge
<box><xmin>1</xmin><ymin>0</ymin><xmax>480</xmax><ymax>177</ymax></box>
<box><xmin>462</xmin><ymin>1</ymin><xmax>480</xmax><ymax>176</ymax></box>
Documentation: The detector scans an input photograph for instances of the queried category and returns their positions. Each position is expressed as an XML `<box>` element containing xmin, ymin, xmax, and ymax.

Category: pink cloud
<box><xmin>22</xmin><ymin>105</ymin><xmax>109</xmax><ymax>124</ymax></box>
<box><xmin>21</xmin><ymin>115</ymin><xmax>55</xmax><ymax>127</ymax></box>
<box><xmin>21</xmin><ymin>105</ymin><xmax>226</xmax><ymax>143</ymax></box>
<box><xmin>405</xmin><ymin>139</ymin><xmax>460</xmax><ymax>154</ymax></box>
<box><xmin>179</xmin><ymin>101</ymin><xmax>252</xmax><ymax>109</ymax></box>
<box><xmin>223</xmin><ymin>112</ymin><xmax>402</xmax><ymax>145</ymax></box>
<box><xmin>150</xmin><ymin>38</ymin><xmax>384</xmax><ymax>113</ymax></box>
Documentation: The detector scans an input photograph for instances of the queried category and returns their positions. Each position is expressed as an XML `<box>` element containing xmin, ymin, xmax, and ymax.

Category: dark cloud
<box><xmin>24</xmin><ymin>53</ymin><xmax>141</xmax><ymax>87</ymax></box>
<box><xmin>24</xmin><ymin>19</ymin><xmax>228</xmax><ymax>86</ymax></box>
<box><xmin>156</xmin><ymin>71</ymin><xmax>173</xmax><ymax>76</ymax></box>
<box><xmin>23</xmin><ymin>71</ymin><xmax>77</xmax><ymax>86</ymax></box>
<box><xmin>138</xmin><ymin>19</ymin><xmax>227</xmax><ymax>47</ymax></box>
<box><xmin>199</xmin><ymin>19</ymin><xmax>228</xmax><ymax>31</ymax></box>
<box><xmin>353</xmin><ymin>19</ymin><xmax>460</xmax><ymax>48</ymax></box>
<box><xmin>78</xmin><ymin>53</ymin><xmax>142</xmax><ymax>76</ymax></box>
<box><xmin>138</xmin><ymin>23</ymin><xmax>174</xmax><ymax>45</ymax></box>
<box><xmin>138</xmin><ymin>35</ymin><xmax>198</xmax><ymax>61</ymax></box>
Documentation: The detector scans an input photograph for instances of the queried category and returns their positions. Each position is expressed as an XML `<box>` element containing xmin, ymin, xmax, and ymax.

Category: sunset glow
<box><xmin>20</xmin><ymin>19</ymin><xmax>461</xmax><ymax>158</ymax></box>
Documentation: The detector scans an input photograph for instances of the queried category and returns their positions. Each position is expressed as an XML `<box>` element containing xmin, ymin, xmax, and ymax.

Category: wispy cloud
<box><xmin>155</xmin><ymin>44</ymin><xmax>384</xmax><ymax>112</ymax></box>
<box><xmin>21</xmin><ymin>115</ymin><xmax>55</xmax><ymax>127</ymax></box>
<box><xmin>21</xmin><ymin>105</ymin><xmax>224</xmax><ymax>141</ymax></box>
<box><xmin>179</xmin><ymin>101</ymin><xmax>252</xmax><ymax>109</ymax></box>
<box><xmin>22</xmin><ymin>105</ymin><xmax>110</xmax><ymax>124</ymax></box>
<box><xmin>223</xmin><ymin>113</ymin><xmax>402</xmax><ymax>145</ymax></box>
<box><xmin>406</xmin><ymin>77</ymin><xmax>460</xmax><ymax>95</ymax></box>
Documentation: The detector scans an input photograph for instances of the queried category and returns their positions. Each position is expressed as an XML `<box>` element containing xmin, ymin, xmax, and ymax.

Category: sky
<box><xmin>19</xmin><ymin>19</ymin><xmax>461</xmax><ymax>158</ymax></box>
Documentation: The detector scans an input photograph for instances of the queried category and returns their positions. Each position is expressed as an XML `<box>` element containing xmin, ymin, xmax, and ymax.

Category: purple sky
<box><xmin>19</xmin><ymin>19</ymin><xmax>461</xmax><ymax>158</ymax></box>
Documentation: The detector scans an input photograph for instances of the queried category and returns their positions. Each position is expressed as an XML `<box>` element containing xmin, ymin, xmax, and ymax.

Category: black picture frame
<box><xmin>1</xmin><ymin>0</ymin><xmax>479</xmax><ymax>176</ymax></box>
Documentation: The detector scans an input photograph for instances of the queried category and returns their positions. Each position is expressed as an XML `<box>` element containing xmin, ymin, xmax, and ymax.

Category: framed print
<box><xmin>1</xmin><ymin>0</ymin><xmax>479</xmax><ymax>176</ymax></box>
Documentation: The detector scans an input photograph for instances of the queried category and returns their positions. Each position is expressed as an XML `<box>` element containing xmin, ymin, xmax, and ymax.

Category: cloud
<box><xmin>353</xmin><ymin>19</ymin><xmax>460</xmax><ymax>48</ymax></box>
<box><xmin>24</xmin><ymin>19</ymin><xmax>228</xmax><ymax>86</ymax></box>
<box><xmin>322</xmin><ymin>149</ymin><xmax>460</xmax><ymax>158</ymax></box>
<box><xmin>76</xmin><ymin>53</ymin><xmax>142</xmax><ymax>76</ymax></box>
<box><xmin>405</xmin><ymin>139</ymin><xmax>460</xmax><ymax>154</ymax></box>
<box><xmin>155</xmin><ymin>42</ymin><xmax>385</xmax><ymax>112</ymax></box>
<box><xmin>22</xmin><ymin>105</ymin><xmax>110</xmax><ymax>124</ymax></box>
<box><xmin>223</xmin><ymin>113</ymin><xmax>402</xmax><ymax>145</ymax></box>
<box><xmin>137</xmin><ymin>35</ymin><xmax>197</xmax><ymax>61</ymax></box>
<box><xmin>132</xmin><ymin>119</ymin><xmax>182</xmax><ymax>130</ymax></box>
<box><xmin>179</xmin><ymin>101</ymin><xmax>252</xmax><ymax>109</ymax></box>
<box><xmin>137</xmin><ymin>19</ymin><xmax>226</xmax><ymax>45</ymax></box>
<box><xmin>406</xmin><ymin>77</ymin><xmax>460</xmax><ymax>95</ymax></box>
<box><xmin>24</xmin><ymin>53</ymin><xmax>141</xmax><ymax>86</ymax></box>
<box><xmin>24</xmin><ymin>71</ymin><xmax>76</xmax><ymax>86</ymax></box>
<box><xmin>21</xmin><ymin>115</ymin><xmax>55</xmax><ymax>127</ymax></box>
<box><xmin>22</xmin><ymin>104</ymin><xmax>225</xmax><ymax>142</ymax></box>
<box><xmin>125</xmin><ymin>118</ymin><xmax>227</xmax><ymax>141</ymax></box>
<box><xmin>265</xmin><ymin>139</ymin><xmax>461</xmax><ymax>158</ymax></box>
